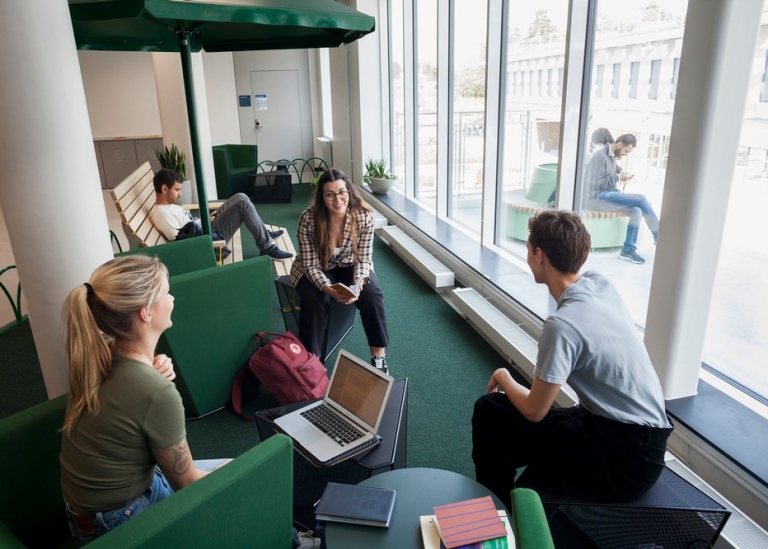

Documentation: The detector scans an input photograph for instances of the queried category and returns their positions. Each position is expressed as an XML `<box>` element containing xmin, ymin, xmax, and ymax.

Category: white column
<box><xmin>645</xmin><ymin>0</ymin><xmax>764</xmax><ymax>398</ymax></box>
<box><xmin>152</xmin><ymin>52</ymin><xmax>217</xmax><ymax>202</ymax></box>
<box><xmin>0</xmin><ymin>0</ymin><xmax>113</xmax><ymax>397</ymax></box>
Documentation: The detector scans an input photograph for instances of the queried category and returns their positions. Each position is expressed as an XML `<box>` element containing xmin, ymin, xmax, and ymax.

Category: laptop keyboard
<box><xmin>301</xmin><ymin>404</ymin><xmax>365</xmax><ymax>446</ymax></box>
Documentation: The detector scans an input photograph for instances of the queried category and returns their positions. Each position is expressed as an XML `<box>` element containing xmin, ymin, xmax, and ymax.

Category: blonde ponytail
<box><xmin>61</xmin><ymin>255</ymin><xmax>168</xmax><ymax>433</ymax></box>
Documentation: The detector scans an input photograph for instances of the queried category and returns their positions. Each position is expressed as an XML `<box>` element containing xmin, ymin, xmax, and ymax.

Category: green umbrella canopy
<box><xmin>69</xmin><ymin>0</ymin><xmax>376</xmax><ymax>52</ymax></box>
<box><xmin>69</xmin><ymin>0</ymin><xmax>375</xmax><ymax>235</ymax></box>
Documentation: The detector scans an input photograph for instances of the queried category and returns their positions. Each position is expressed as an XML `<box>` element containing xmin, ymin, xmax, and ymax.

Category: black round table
<box><xmin>324</xmin><ymin>467</ymin><xmax>507</xmax><ymax>548</ymax></box>
<box><xmin>265</xmin><ymin>160</ymin><xmax>297</xmax><ymax>172</ymax></box>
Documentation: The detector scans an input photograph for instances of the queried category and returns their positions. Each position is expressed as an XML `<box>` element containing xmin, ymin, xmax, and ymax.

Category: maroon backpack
<box><xmin>231</xmin><ymin>331</ymin><xmax>329</xmax><ymax>420</ymax></box>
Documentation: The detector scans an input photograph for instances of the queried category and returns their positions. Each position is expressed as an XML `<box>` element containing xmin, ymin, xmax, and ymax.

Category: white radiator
<box><xmin>377</xmin><ymin>226</ymin><xmax>454</xmax><ymax>289</ymax></box>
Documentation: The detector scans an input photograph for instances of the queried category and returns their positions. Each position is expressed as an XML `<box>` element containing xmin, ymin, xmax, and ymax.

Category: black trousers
<box><xmin>471</xmin><ymin>392</ymin><xmax>672</xmax><ymax>509</ymax></box>
<box><xmin>295</xmin><ymin>266</ymin><xmax>389</xmax><ymax>357</ymax></box>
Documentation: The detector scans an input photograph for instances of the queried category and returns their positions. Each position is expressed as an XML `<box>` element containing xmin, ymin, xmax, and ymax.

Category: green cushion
<box><xmin>90</xmin><ymin>434</ymin><xmax>294</xmax><ymax>548</ymax></box>
<box><xmin>0</xmin><ymin>395</ymin><xmax>71</xmax><ymax>548</ymax></box>
<box><xmin>117</xmin><ymin>236</ymin><xmax>217</xmax><ymax>276</ymax></box>
<box><xmin>157</xmin><ymin>256</ymin><xmax>273</xmax><ymax>416</ymax></box>
<box><xmin>509</xmin><ymin>488</ymin><xmax>555</xmax><ymax>549</ymax></box>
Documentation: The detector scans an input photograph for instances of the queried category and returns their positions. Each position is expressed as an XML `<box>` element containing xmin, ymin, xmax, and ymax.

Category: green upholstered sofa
<box><xmin>0</xmin><ymin>394</ymin><xmax>294</xmax><ymax>548</ymax></box>
<box><xmin>212</xmin><ymin>144</ymin><xmax>258</xmax><ymax>199</ymax></box>
<box><xmin>117</xmin><ymin>235</ymin><xmax>218</xmax><ymax>276</ymax></box>
<box><xmin>509</xmin><ymin>488</ymin><xmax>555</xmax><ymax>548</ymax></box>
<box><xmin>157</xmin><ymin>255</ymin><xmax>274</xmax><ymax>417</ymax></box>
<box><xmin>504</xmin><ymin>163</ymin><xmax>629</xmax><ymax>248</ymax></box>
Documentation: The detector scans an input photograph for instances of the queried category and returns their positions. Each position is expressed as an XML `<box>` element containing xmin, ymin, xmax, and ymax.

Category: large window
<box><xmin>447</xmin><ymin>0</ymin><xmax>488</xmax><ymax>231</ymax></box>
<box><xmin>704</xmin><ymin>12</ymin><xmax>768</xmax><ymax>402</ymax></box>
<box><xmin>415</xmin><ymin>0</ymin><xmax>438</xmax><ymax>209</ymax></box>
<box><xmin>390</xmin><ymin>0</ymin><xmax>406</xmax><ymax>194</ymax></box>
<box><xmin>578</xmin><ymin>0</ymin><xmax>687</xmax><ymax>326</ymax></box>
<box><xmin>496</xmin><ymin>2</ymin><xmax>568</xmax><ymax>256</ymax></box>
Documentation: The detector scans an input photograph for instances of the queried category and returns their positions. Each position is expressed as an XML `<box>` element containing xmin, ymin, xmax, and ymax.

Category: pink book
<box><xmin>433</xmin><ymin>495</ymin><xmax>507</xmax><ymax>549</ymax></box>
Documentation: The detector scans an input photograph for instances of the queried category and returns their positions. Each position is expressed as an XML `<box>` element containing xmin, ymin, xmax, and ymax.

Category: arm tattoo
<box><xmin>160</xmin><ymin>439</ymin><xmax>192</xmax><ymax>476</ymax></box>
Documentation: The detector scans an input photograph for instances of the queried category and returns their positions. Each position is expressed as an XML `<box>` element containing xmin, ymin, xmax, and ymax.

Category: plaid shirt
<box><xmin>290</xmin><ymin>206</ymin><xmax>374</xmax><ymax>290</ymax></box>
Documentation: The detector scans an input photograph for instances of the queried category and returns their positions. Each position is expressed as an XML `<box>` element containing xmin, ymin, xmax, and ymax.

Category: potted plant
<box><xmin>153</xmin><ymin>143</ymin><xmax>191</xmax><ymax>203</ymax></box>
<box><xmin>363</xmin><ymin>157</ymin><xmax>397</xmax><ymax>195</ymax></box>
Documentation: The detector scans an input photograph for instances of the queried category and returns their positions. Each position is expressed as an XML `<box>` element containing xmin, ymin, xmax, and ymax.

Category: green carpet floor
<box><xmin>0</xmin><ymin>184</ymin><xmax>513</xmax><ymax>480</ymax></box>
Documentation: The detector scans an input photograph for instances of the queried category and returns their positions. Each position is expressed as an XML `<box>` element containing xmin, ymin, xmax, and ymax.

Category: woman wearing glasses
<box><xmin>290</xmin><ymin>168</ymin><xmax>390</xmax><ymax>373</ymax></box>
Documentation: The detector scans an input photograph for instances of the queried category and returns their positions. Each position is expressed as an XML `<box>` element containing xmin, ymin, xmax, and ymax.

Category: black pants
<box><xmin>295</xmin><ymin>266</ymin><xmax>389</xmax><ymax>357</ymax></box>
<box><xmin>471</xmin><ymin>392</ymin><xmax>672</xmax><ymax>509</ymax></box>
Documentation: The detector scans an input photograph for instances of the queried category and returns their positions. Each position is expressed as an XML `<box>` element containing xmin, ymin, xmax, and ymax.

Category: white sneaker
<box><xmin>297</xmin><ymin>530</ymin><xmax>322</xmax><ymax>549</ymax></box>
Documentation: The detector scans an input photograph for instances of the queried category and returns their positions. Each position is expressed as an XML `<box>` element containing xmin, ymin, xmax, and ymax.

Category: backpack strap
<box><xmin>230</xmin><ymin>362</ymin><xmax>256</xmax><ymax>422</ymax></box>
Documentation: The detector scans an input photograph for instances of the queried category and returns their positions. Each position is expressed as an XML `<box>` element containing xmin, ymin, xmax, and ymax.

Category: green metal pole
<box><xmin>178</xmin><ymin>30</ymin><xmax>211</xmax><ymax>236</ymax></box>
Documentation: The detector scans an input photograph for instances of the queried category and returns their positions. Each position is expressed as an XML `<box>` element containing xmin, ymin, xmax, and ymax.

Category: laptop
<box><xmin>274</xmin><ymin>349</ymin><xmax>393</xmax><ymax>464</ymax></box>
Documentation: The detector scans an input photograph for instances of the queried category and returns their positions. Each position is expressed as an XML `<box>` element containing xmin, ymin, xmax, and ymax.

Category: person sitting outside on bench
<box><xmin>149</xmin><ymin>169</ymin><xmax>292</xmax><ymax>261</ymax></box>
<box><xmin>290</xmin><ymin>168</ymin><xmax>390</xmax><ymax>373</ymax></box>
<box><xmin>586</xmin><ymin>133</ymin><xmax>660</xmax><ymax>264</ymax></box>
<box><xmin>549</xmin><ymin>128</ymin><xmax>616</xmax><ymax>207</ymax></box>
<box><xmin>471</xmin><ymin>210</ymin><xmax>672</xmax><ymax>510</ymax></box>
<box><xmin>60</xmin><ymin>255</ymin><xmax>228</xmax><ymax>545</ymax></box>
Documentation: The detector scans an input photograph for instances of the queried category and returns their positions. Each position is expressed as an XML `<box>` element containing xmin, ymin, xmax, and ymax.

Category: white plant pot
<box><xmin>181</xmin><ymin>179</ymin><xmax>193</xmax><ymax>205</ymax></box>
<box><xmin>367</xmin><ymin>177</ymin><xmax>395</xmax><ymax>195</ymax></box>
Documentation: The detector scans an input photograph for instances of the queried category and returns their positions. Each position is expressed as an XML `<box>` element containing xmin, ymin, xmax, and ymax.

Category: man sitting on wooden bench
<box><xmin>150</xmin><ymin>169</ymin><xmax>292</xmax><ymax>261</ymax></box>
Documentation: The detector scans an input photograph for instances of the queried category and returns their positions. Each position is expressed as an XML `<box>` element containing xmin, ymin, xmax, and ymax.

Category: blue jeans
<box><xmin>65</xmin><ymin>468</ymin><xmax>174</xmax><ymax>546</ymax></box>
<box><xmin>594</xmin><ymin>190</ymin><xmax>660</xmax><ymax>253</ymax></box>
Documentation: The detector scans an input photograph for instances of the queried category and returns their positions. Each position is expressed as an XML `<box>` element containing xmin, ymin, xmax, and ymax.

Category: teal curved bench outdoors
<box><xmin>504</xmin><ymin>163</ymin><xmax>629</xmax><ymax>248</ymax></box>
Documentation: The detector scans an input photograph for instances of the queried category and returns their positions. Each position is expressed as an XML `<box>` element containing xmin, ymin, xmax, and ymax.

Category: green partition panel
<box><xmin>117</xmin><ymin>236</ymin><xmax>217</xmax><ymax>276</ymax></box>
<box><xmin>158</xmin><ymin>256</ymin><xmax>273</xmax><ymax>416</ymax></box>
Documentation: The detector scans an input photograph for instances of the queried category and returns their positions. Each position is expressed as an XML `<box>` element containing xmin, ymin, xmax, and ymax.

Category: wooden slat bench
<box><xmin>111</xmin><ymin>161</ymin><xmax>242</xmax><ymax>263</ymax></box>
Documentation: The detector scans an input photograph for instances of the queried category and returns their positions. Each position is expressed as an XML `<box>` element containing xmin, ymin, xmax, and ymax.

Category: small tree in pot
<box><xmin>363</xmin><ymin>157</ymin><xmax>397</xmax><ymax>195</ymax></box>
<box><xmin>153</xmin><ymin>144</ymin><xmax>187</xmax><ymax>180</ymax></box>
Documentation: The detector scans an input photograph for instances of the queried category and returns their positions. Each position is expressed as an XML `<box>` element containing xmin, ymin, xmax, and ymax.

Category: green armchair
<box><xmin>212</xmin><ymin>144</ymin><xmax>258</xmax><ymax>199</ymax></box>
<box><xmin>509</xmin><ymin>488</ymin><xmax>555</xmax><ymax>548</ymax></box>
<box><xmin>0</xmin><ymin>395</ymin><xmax>294</xmax><ymax>548</ymax></box>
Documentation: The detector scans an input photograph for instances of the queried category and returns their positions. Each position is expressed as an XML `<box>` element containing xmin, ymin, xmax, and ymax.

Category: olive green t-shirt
<box><xmin>60</xmin><ymin>356</ymin><xmax>186</xmax><ymax>513</ymax></box>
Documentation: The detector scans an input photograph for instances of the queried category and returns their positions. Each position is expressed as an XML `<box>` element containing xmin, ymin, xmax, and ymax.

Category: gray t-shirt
<box><xmin>534</xmin><ymin>271</ymin><xmax>670</xmax><ymax>428</ymax></box>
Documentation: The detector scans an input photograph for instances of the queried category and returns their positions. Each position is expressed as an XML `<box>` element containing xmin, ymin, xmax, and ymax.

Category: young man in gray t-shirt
<box><xmin>472</xmin><ymin>210</ymin><xmax>672</xmax><ymax>509</ymax></box>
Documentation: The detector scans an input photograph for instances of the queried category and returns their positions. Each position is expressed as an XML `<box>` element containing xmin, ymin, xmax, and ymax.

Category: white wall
<box><xmin>202</xmin><ymin>52</ymin><xmax>241</xmax><ymax>146</ymax></box>
<box><xmin>77</xmin><ymin>51</ymin><xmax>161</xmax><ymax>138</ymax></box>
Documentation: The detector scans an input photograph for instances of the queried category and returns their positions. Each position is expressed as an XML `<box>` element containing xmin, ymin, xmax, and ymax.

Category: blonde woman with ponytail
<box><xmin>60</xmin><ymin>255</ymin><xmax>213</xmax><ymax>546</ymax></box>
<box><xmin>289</xmin><ymin>168</ymin><xmax>390</xmax><ymax>373</ymax></box>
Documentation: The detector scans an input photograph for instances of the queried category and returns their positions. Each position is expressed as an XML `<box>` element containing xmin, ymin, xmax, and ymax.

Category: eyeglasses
<box><xmin>323</xmin><ymin>189</ymin><xmax>349</xmax><ymax>200</ymax></box>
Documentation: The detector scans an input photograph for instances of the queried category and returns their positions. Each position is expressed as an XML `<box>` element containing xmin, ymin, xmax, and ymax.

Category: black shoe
<box><xmin>371</xmin><ymin>356</ymin><xmax>388</xmax><ymax>375</ymax></box>
<box><xmin>268</xmin><ymin>229</ymin><xmax>284</xmax><ymax>239</ymax></box>
<box><xmin>217</xmin><ymin>246</ymin><xmax>232</xmax><ymax>261</ymax></box>
<box><xmin>619</xmin><ymin>250</ymin><xmax>645</xmax><ymax>264</ymax></box>
<box><xmin>261</xmin><ymin>245</ymin><xmax>293</xmax><ymax>261</ymax></box>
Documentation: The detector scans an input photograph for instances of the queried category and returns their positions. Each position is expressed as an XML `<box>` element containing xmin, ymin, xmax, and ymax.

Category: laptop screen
<box><xmin>327</xmin><ymin>352</ymin><xmax>390</xmax><ymax>429</ymax></box>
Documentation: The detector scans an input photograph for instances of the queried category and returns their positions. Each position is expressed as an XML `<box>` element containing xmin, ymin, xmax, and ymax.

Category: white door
<box><xmin>247</xmin><ymin>70</ymin><xmax>304</xmax><ymax>167</ymax></box>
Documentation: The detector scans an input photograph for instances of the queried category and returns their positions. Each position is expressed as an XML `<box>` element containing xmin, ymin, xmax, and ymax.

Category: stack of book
<box><xmin>420</xmin><ymin>495</ymin><xmax>514</xmax><ymax>549</ymax></box>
